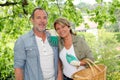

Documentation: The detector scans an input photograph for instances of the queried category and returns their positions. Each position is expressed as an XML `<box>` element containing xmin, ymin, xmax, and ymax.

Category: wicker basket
<box><xmin>72</xmin><ymin>59</ymin><xmax>107</xmax><ymax>80</ymax></box>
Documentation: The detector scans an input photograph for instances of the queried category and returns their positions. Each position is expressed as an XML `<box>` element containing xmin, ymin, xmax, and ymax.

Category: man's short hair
<box><xmin>30</xmin><ymin>7</ymin><xmax>48</xmax><ymax>19</ymax></box>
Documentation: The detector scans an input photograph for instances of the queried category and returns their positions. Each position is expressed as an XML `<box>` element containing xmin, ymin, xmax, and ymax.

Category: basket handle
<box><xmin>72</xmin><ymin>59</ymin><xmax>103</xmax><ymax>79</ymax></box>
<box><xmin>84</xmin><ymin>59</ymin><xmax>102</xmax><ymax>76</ymax></box>
<box><xmin>85</xmin><ymin>58</ymin><xmax>102</xmax><ymax>72</ymax></box>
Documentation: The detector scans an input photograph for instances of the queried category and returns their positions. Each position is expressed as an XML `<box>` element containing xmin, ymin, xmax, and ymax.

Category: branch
<box><xmin>0</xmin><ymin>15</ymin><xmax>14</xmax><ymax>20</ymax></box>
<box><xmin>56</xmin><ymin>0</ymin><xmax>62</xmax><ymax>16</ymax></box>
<box><xmin>22</xmin><ymin>0</ymin><xmax>28</xmax><ymax>15</ymax></box>
<box><xmin>0</xmin><ymin>1</ymin><xmax>18</xmax><ymax>6</ymax></box>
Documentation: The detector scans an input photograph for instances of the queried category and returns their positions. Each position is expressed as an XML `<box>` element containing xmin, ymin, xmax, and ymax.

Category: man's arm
<box><xmin>15</xmin><ymin>68</ymin><xmax>23</xmax><ymax>80</ymax></box>
<box><xmin>14</xmin><ymin>37</ymin><xmax>26</xmax><ymax>80</ymax></box>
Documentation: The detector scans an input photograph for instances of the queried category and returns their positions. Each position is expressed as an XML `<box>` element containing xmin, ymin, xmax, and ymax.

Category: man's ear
<box><xmin>30</xmin><ymin>18</ymin><xmax>33</xmax><ymax>23</ymax></box>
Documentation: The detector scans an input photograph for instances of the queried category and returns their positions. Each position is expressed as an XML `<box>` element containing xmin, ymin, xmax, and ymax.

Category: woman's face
<box><xmin>55</xmin><ymin>23</ymin><xmax>70</xmax><ymax>38</ymax></box>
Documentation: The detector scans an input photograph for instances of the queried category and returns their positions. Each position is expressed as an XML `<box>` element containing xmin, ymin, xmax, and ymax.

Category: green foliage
<box><xmin>0</xmin><ymin>12</ymin><xmax>30</xmax><ymax>80</ymax></box>
<box><xmin>104</xmin><ymin>22</ymin><xmax>120</xmax><ymax>32</ymax></box>
<box><xmin>77</xmin><ymin>30</ymin><xmax>120</xmax><ymax>79</ymax></box>
<box><xmin>115</xmin><ymin>32</ymin><xmax>120</xmax><ymax>42</ymax></box>
<box><xmin>86</xmin><ymin>0</ymin><xmax>120</xmax><ymax>29</ymax></box>
<box><xmin>0</xmin><ymin>34</ymin><xmax>15</xmax><ymax>80</ymax></box>
<box><xmin>96</xmin><ymin>0</ymin><xmax>103</xmax><ymax>3</ymax></box>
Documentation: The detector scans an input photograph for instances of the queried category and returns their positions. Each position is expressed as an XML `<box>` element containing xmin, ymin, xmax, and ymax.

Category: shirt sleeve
<box><xmin>80</xmin><ymin>37</ymin><xmax>94</xmax><ymax>61</ymax></box>
<box><xmin>14</xmin><ymin>37</ymin><xmax>26</xmax><ymax>69</ymax></box>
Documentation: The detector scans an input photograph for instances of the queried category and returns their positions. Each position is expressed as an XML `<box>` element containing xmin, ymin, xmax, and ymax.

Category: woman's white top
<box><xmin>35</xmin><ymin>36</ymin><xmax>55</xmax><ymax>80</ymax></box>
<box><xmin>59</xmin><ymin>44</ymin><xmax>85</xmax><ymax>78</ymax></box>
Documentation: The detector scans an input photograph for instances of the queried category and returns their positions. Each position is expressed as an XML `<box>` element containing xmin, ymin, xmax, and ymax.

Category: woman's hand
<box><xmin>66</xmin><ymin>53</ymin><xmax>80</xmax><ymax>66</ymax></box>
<box><xmin>80</xmin><ymin>59</ymin><xmax>87</xmax><ymax>66</ymax></box>
<box><xmin>66</xmin><ymin>53</ymin><xmax>78</xmax><ymax>64</ymax></box>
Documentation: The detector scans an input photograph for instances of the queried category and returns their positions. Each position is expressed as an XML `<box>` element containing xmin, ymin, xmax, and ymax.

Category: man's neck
<box><xmin>34</xmin><ymin>29</ymin><xmax>46</xmax><ymax>42</ymax></box>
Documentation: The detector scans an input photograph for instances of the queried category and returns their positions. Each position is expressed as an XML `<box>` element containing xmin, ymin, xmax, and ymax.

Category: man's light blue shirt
<box><xmin>14</xmin><ymin>30</ymin><xmax>58</xmax><ymax>80</ymax></box>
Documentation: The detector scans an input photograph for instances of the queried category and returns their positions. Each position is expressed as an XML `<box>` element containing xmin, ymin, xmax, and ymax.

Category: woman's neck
<box><xmin>63</xmin><ymin>34</ymin><xmax>73</xmax><ymax>49</ymax></box>
<box><xmin>64</xmin><ymin>34</ymin><xmax>72</xmax><ymax>41</ymax></box>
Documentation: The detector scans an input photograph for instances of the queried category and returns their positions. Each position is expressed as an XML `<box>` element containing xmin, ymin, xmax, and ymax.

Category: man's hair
<box><xmin>30</xmin><ymin>7</ymin><xmax>48</xmax><ymax>19</ymax></box>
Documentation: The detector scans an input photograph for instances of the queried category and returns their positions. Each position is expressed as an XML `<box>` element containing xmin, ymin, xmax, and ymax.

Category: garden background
<box><xmin>0</xmin><ymin>0</ymin><xmax>120</xmax><ymax>80</ymax></box>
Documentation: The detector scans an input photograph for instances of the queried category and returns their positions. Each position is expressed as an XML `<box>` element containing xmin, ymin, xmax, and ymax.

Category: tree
<box><xmin>86</xmin><ymin>0</ymin><xmax>120</xmax><ymax>29</ymax></box>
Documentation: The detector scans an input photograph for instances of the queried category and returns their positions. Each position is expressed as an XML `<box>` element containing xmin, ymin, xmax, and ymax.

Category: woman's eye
<box><xmin>62</xmin><ymin>26</ymin><xmax>65</xmax><ymax>28</ymax></box>
<box><xmin>56</xmin><ymin>28</ymin><xmax>60</xmax><ymax>31</ymax></box>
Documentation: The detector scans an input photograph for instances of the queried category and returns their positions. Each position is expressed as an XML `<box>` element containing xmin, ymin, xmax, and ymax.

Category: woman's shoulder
<box><xmin>72</xmin><ymin>34</ymin><xmax>85</xmax><ymax>41</ymax></box>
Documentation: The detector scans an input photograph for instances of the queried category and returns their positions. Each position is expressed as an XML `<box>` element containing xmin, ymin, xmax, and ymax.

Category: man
<box><xmin>14</xmin><ymin>7</ymin><xmax>60</xmax><ymax>80</ymax></box>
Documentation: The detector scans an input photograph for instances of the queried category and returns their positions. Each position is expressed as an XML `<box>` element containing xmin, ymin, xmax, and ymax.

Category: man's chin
<box><xmin>34</xmin><ymin>27</ymin><xmax>46</xmax><ymax>33</ymax></box>
<box><xmin>38</xmin><ymin>29</ymin><xmax>46</xmax><ymax>32</ymax></box>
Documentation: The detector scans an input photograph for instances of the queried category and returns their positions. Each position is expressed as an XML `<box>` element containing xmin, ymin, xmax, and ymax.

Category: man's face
<box><xmin>31</xmin><ymin>10</ymin><xmax>48</xmax><ymax>32</ymax></box>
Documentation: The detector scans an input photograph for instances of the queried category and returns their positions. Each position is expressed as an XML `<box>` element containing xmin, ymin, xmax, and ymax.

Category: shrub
<box><xmin>77</xmin><ymin>29</ymin><xmax>120</xmax><ymax>79</ymax></box>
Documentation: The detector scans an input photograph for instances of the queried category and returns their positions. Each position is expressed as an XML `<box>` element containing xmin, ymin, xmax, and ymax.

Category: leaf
<box><xmin>96</xmin><ymin>0</ymin><xmax>103</xmax><ymax>3</ymax></box>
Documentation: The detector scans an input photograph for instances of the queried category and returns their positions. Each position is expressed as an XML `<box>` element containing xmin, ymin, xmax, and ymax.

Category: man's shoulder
<box><xmin>16</xmin><ymin>30</ymin><xmax>34</xmax><ymax>42</ymax></box>
<box><xmin>20</xmin><ymin>30</ymin><xmax>34</xmax><ymax>39</ymax></box>
<box><xmin>15</xmin><ymin>30</ymin><xmax>35</xmax><ymax>47</ymax></box>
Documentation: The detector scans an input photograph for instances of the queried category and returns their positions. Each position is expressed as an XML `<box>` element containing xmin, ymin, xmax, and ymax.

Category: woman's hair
<box><xmin>54</xmin><ymin>18</ymin><xmax>75</xmax><ymax>35</ymax></box>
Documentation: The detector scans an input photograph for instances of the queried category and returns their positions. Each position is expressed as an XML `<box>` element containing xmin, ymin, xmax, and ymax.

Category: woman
<box><xmin>54</xmin><ymin>18</ymin><xmax>94</xmax><ymax>80</ymax></box>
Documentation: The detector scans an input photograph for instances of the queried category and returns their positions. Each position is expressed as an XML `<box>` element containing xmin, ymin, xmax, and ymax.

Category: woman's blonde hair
<box><xmin>54</xmin><ymin>18</ymin><xmax>75</xmax><ymax>35</ymax></box>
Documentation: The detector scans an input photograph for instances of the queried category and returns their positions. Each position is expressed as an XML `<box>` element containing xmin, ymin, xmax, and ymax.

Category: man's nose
<box><xmin>40</xmin><ymin>19</ymin><xmax>44</xmax><ymax>22</ymax></box>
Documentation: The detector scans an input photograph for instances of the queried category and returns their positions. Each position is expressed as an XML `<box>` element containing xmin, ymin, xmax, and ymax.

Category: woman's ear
<box><xmin>69</xmin><ymin>28</ymin><xmax>71</xmax><ymax>31</ymax></box>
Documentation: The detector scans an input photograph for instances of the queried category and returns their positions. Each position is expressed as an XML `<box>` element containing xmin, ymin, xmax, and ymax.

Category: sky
<box><xmin>73</xmin><ymin>0</ymin><xmax>112</xmax><ymax>5</ymax></box>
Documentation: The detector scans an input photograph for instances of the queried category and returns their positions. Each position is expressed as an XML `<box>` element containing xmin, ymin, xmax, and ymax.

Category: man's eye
<box><xmin>37</xmin><ymin>17</ymin><xmax>40</xmax><ymax>19</ymax></box>
<box><xmin>44</xmin><ymin>17</ymin><xmax>47</xmax><ymax>19</ymax></box>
